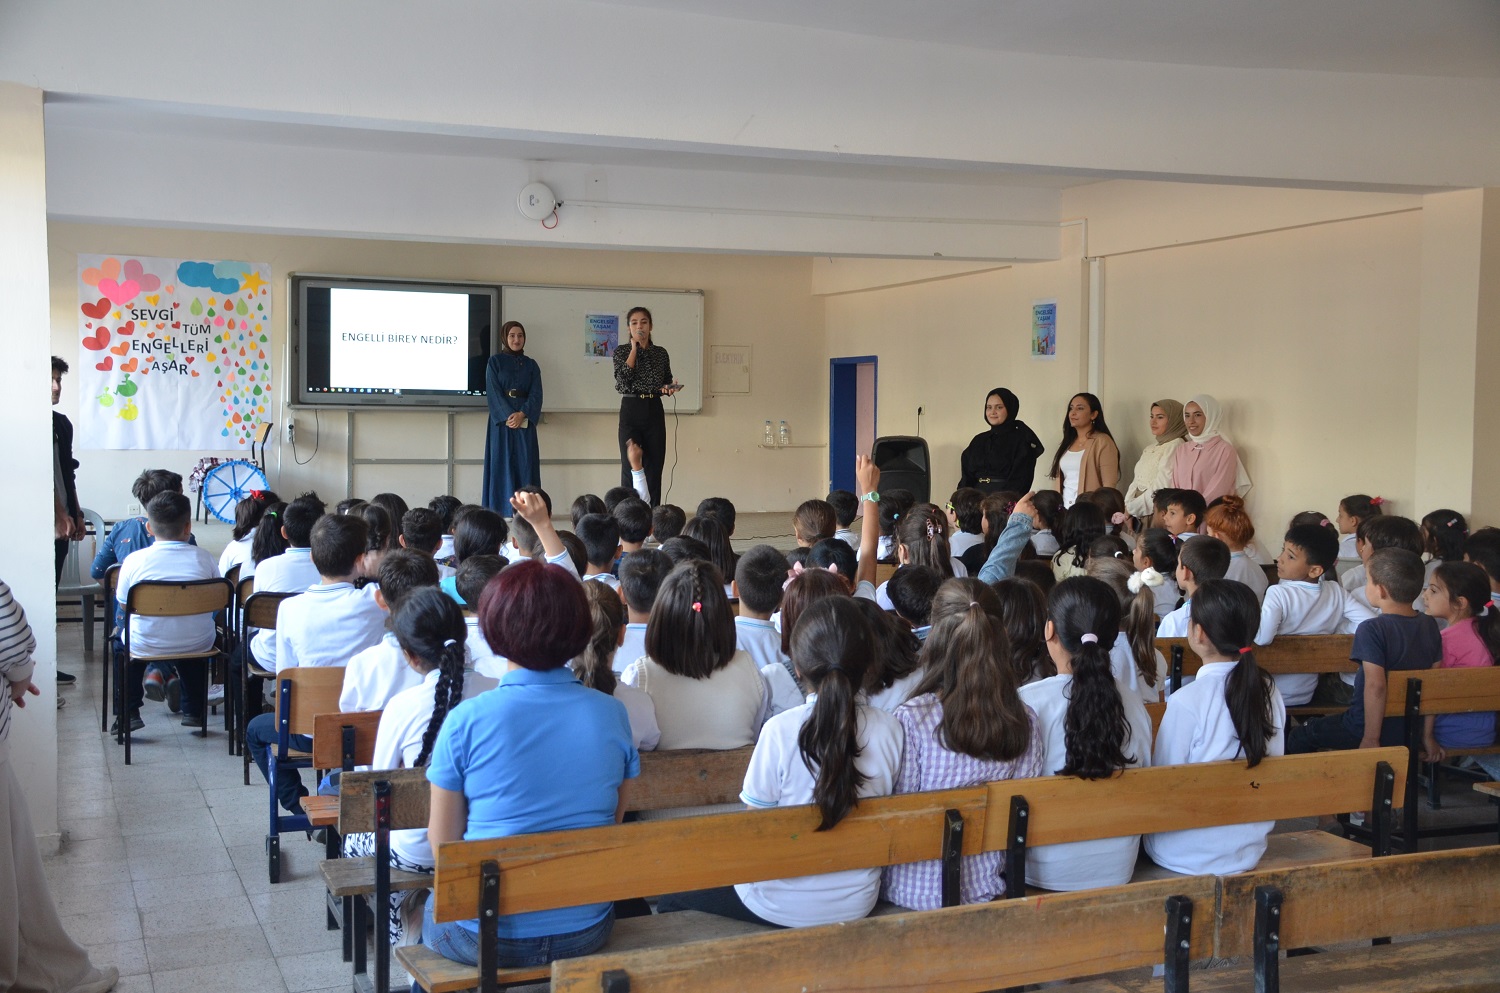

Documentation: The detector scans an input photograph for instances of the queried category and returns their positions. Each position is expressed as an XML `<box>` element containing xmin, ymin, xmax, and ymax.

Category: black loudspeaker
<box><xmin>872</xmin><ymin>435</ymin><xmax>931</xmax><ymax>504</ymax></box>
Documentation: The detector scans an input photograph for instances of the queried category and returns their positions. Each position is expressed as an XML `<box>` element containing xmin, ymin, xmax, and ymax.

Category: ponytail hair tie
<box><xmin>968</xmin><ymin>601</ymin><xmax>979</xmax><ymax>609</ymax></box>
<box><xmin>826</xmin><ymin>562</ymin><xmax>840</xmax><ymax>576</ymax></box>
<box><xmin>1238</xmin><ymin>646</ymin><xmax>1253</xmax><ymax>655</ymax></box>
<box><xmin>1369</xmin><ymin>496</ymin><xmax>1384</xmax><ymax>507</ymax></box>
<box><xmin>1321</xmin><ymin>518</ymin><xmax>1333</xmax><ymax>528</ymax></box>
<box><xmin>692</xmin><ymin>601</ymin><xmax>702</xmax><ymax>613</ymax></box>
<box><xmin>925</xmin><ymin>519</ymin><xmax>936</xmax><ymax>540</ymax></box>
<box><xmin>1079</xmin><ymin>633</ymin><xmax>1099</xmax><ymax>645</ymax></box>
<box><xmin>442</xmin><ymin>638</ymin><xmax>458</xmax><ymax>648</ymax></box>
<box><xmin>1128</xmin><ymin>568</ymin><xmax>1164</xmax><ymax>594</ymax></box>
<box><xmin>1110</xmin><ymin>512</ymin><xmax>1126</xmax><ymax>526</ymax></box>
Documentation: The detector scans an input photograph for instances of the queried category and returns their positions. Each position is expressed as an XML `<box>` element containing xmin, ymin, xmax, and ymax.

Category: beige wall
<box><xmin>1102</xmin><ymin>210</ymin><xmax>1422</xmax><ymax>549</ymax></box>
<box><xmin>823</xmin><ymin>230</ymin><xmax>1089</xmax><ymax>500</ymax></box>
<box><xmin>47</xmin><ymin>225</ymin><xmax>826</xmax><ymax>518</ymax></box>
<box><xmin>824</xmin><ymin>193</ymin><xmax>1441</xmax><ymax>555</ymax></box>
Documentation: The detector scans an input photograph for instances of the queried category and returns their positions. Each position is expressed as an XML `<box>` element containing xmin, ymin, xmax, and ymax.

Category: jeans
<box><xmin>419</xmin><ymin>896</ymin><xmax>613</xmax><ymax>980</ymax></box>
<box><xmin>1286</xmin><ymin>713</ymin><xmax>1363</xmax><ymax>754</ymax></box>
<box><xmin>108</xmin><ymin>638</ymin><xmax>206</xmax><ymax>717</ymax></box>
<box><xmin>245</xmin><ymin>712</ymin><xmax>311</xmax><ymax>812</ymax></box>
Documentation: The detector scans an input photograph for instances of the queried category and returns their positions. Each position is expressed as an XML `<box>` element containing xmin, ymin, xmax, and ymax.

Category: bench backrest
<box><xmin>311</xmin><ymin>710</ymin><xmax>382</xmax><ymax>769</ymax></box>
<box><xmin>551</xmin><ymin>875</ymin><xmax>1218</xmax><ymax>993</ymax></box>
<box><xmin>1216</xmin><ymin>845</ymin><xmax>1500</xmax><ymax>958</ymax></box>
<box><xmin>632</xmin><ymin>746</ymin><xmax>753</xmax><ymax>810</ymax></box>
<box><xmin>338</xmin><ymin>767</ymin><xmax>431</xmax><ymax>833</ymax></box>
<box><xmin>240</xmin><ymin>590</ymin><xmax>294</xmax><ymax>632</ymax></box>
<box><xmin>274</xmin><ymin>666</ymin><xmax>346</xmax><ymax>737</ymax></box>
<box><xmin>1161</xmin><ymin>634</ymin><xmax>1355</xmax><ymax>683</ymax></box>
<box><xmin>1380</xmin><ymin>665</ymin><xmax>1500</xmax><ymax>718</ymax></box>
<box><xmin>431</xmin><ymin>785</ymin><xmax>989</xmax><ymax>921</ymax></box>
<box><xmin>430</xmin><ymin>746</ymin><xmax>1406</xmax><ymax>923</ymax></box>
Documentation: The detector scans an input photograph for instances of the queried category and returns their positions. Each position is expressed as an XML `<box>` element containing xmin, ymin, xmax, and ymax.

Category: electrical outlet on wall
<box><xmin>126</xmin><ymin>502</ymin><xmax>142</xmax><ymax>517</ymax></box>
<box><xmin>286</xmin><ymin>422</ymin><xmax>295</xmax><ymax>443</ymax></box>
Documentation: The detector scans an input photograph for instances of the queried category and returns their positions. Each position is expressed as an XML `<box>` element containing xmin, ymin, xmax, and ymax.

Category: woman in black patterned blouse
<box><xmin>613</xmin><ymin>307</ymin><xmax>681</xmax><ymax>506</ymax></box>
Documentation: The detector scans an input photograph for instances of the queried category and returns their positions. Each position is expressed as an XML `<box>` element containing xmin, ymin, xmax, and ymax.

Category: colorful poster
<box><xmin>77</xmin><ymin>254</ymin><xmax>272</xmax><ymax>450</ymax></box>
<box><xmin>1031</xmin><ymin>299</ymin><xmax>1057</xmax><ymax>359</ymax></box>
<box><xmin>584</xmin><ymin>312</ymin><xmax>618</xmax><ymax>360</ymax></box>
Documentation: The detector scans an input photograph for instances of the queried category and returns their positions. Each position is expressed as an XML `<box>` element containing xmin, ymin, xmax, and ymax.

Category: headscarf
<box><xmin>1151</xmin><ymin>398</ymin><xmax>1187</xmax><ymax>446</ymax></box>
<box><xmin>985</xmin><ymin>387</ymin><xmax>1020</xmax><ymax>429</ymax></box>
<box><xmin>1185</xmin><ymin>394</ymin><xmax>1229</xmax><ymax>445</ymax></box>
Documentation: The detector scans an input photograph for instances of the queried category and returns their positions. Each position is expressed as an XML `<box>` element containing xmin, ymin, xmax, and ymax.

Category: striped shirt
<box><xmin>0</xmin><ymin>579</ymin><xmax>39</xmax><ymax>760</ymax></box>
<box><xmin>613</xmin><ymin>343</ymin><xmax>674</xmax><ymax>396</ymax></box>
<box><xmin>881</xmin><ymin>693</ymin><xmax>1044</xmax><ymax>910</ymax></box>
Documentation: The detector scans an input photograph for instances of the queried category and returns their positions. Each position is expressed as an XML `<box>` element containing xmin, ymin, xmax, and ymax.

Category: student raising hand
<box><xmin>511</xmin><ymin>490</ymin><xmax>566</xmax><ymax>562</ymax></box>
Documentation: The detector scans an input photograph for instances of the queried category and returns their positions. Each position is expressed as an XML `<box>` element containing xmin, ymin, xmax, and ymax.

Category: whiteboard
<box><xmin>500</xmin><ymin>285</ymin><xmax>704</xmax><ymax>414</ymax></box>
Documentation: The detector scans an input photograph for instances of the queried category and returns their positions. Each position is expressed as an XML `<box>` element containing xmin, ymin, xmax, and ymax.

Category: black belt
<box><xmin>504</xmin><ymin>389</ymin><xmax>528</xmax><ymax>399</ymax></box>
<box><xmin>978</xmin><ymin>478</ymin><xmax>995</xmax><ymax>484</ymax></box>
<box><xmin>629</xmin><ymin>393</ymin><xmax>661</xmax><ymax>400</ymax></box>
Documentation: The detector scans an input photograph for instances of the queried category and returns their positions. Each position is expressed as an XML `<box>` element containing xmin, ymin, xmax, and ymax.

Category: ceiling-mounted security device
<box><xmin>518</xmin><ymin>182</ymin><xmax>558</xmax><ymax>221</ymax></box>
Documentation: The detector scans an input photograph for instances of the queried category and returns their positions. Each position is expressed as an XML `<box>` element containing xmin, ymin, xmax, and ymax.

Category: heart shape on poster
<box><xmin>155</xmin><ymin>323</ymin><xmax>165</xmax><ymax>330</ymax></box>
<box><xmin>171</xmin><ymin>321</ymin><xmax>181</xmax><ymax>329</ymax></box>
<box><xmin>81</xmin><ymin>328</ymin><xmax>110</xmax><ymax>351</ymax></box>
<box><xmin>80</xmin><ymin>258</ymin><xmax>120</xmax><ymax>287</ymax></box>
<box><xmin>117</xmin><ymin>320</ymin><xmax>135</xmax><ymax>336</ymax></box>
<box><xmin>99</xmin><ymin>277</ymin><xmax>141</xmax><ymax>306</ymax></box>
<box><xmin>95</xmin><ymin>357</ymin><xmax>113</xmax><ymax>372</ymax></box>
<box><xmin>191</xmin><ymin>370</ymin><xmax>199</xmax><ymax>377</ymax></box>
<box><xmin>110</xmin><ymin>341</ymin><xmax>130</xmax><ymax>356</ymax></box>
<box><xmin>121</xmin><ymin>358</ymin><xmax>138</xmax><ymax>372</ymax></box>
<box><xmin>145</xmin><ymin>294</ymin><xmax>160</xmax><ymax>307</ymax></box>
<box><xmin>121</xmin><ymin>260</ymin><xmax>161</xmax><ymax>292</ymax></box>
<box><xmin>81</xmin><ymin>297</ymin><xmax>111</xmax><ymax>320</ymax></box>
<box><xmin>185</xmin><ymin>356</ymin><xmax>194</xmax><ymax>364</ymax></box>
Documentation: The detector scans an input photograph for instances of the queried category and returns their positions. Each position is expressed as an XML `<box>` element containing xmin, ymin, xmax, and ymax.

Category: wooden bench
<box><xmin>1387</xmin><ymin>667</ymin><xmax>1500</xmax><ymax>849</ymax></box>
<box><xmin>402</xmin><ymin>747</ymin><xmax>1404</xmax><ymax>993</ymax></box>
<box><xmin>572</xmin><ymin>845</ymin><xmax>1500</xmax><ymax>993</ymax></box>
<box><xmin>1161</xmin><ymin>634</ymin><xmax>1356</xmax><ymax>717</ymax></box>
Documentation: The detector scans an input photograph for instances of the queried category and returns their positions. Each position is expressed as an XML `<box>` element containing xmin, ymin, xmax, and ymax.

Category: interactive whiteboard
<box><xmin>500</xmin><ymin>285</ymin><xmax>704</xmax><ymax>414</ymax></box>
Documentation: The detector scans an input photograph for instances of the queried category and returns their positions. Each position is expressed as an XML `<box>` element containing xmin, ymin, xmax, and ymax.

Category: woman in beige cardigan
<box><xmin>1047</xmin><ymin>392</ymin><xmax>1120</xmax><ymax>507</ymax></box>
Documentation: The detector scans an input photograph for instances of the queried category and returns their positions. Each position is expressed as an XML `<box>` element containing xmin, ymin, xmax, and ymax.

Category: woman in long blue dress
<box><xmin>482</xmin><ymin>321</ymin><xmax>542</xmax><ymax>511</ymax></box>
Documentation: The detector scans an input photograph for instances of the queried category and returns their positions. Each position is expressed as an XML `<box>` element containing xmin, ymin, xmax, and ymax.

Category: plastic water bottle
<box><xmin>778</xmin><ymin>420</ymin><xmax>791</xmax><ymax>447</ymax></box>
<box><xmin>763</xmin><ymin>420</ymin><xmax>775</xmax><ymax>447</ymax></box>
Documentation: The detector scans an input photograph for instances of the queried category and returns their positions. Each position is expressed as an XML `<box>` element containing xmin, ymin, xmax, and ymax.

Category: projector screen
<box><xmin>293</xmin><ymin>277</ymin><xmax>498</xmax><ymax>408</ymax></box>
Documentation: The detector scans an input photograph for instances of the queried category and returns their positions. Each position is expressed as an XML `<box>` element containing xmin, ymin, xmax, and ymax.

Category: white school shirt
<box><xmin>374</xmin><ymin>666</ymin><xmax>500</xmax><ymax>866</ymax></box>
<box><xmin>735</xmin><ymin>702</ymin><xmax>904</xmax><ymax>927</ymax></box>
<box><xmin>865</xmin><ymin>668</ymin><xmax>925</xmax><ymax>713</ymax></box>
<box><xmin>115</xmin><ymin>540</ymin><xmax>220</xmax><ymax>657</ymax></box>
<box><xmin>1338</xmin><ymin>533</ymin><xmax>1359</xmax><ymax>563</ymax></box>
<box><xmin>339</xmin><ymin>632</ymin><xmax>425</xmax><ymax>713</ymax></box>
<box><xmin>1144</xmin><ymin>661</ymin><xmax>1287</xmax><ymax>875</ymax></box>
<box><xmin>614</xmin><ymin>624</ymin><xmax>647</xmax><ymax>675</ymax></box>
<box><xmin>1157</xmin><ymin>600</ymin><xmax>1192</xmax><ymax>639</ymax></box>
<box><xmin>612</xmin><ymin>682</ymin><xmax>661</xmax><ymax>752</ymax></box>
<box><xmin>274</xmin><ymin>582</ymin><xmax>388</xmax><ymax>673</ymax></box>
<box><xmin>834</xmin><ymin>527</ymin><xmax>859</xmax><ymax>551</ymax></box>
<box><xmin>1226</xmin><ymin>551</ymin><xmax>1269</xmax><ymax>605</ymax></box>
<box><xmin>218</xmin><ymin>531</ymin><xmax>255</xmax><ymax>578</ymax></box>
<box><xmin>248</xmin><ymin>547</ymin><xmax>322</xmax><ymax>668</ymax></box>
<box><xmin>585</xmin><ymin>572</ymin><xmax>622</xmax><ymax>591</ymax></box>
<box><xmin>1110</xmin><ymin>631</ymin><xmax>1167</xmax><ymax>704</ymax></box>
<box><xmin>1030</xmin><ymin>530</ymin><xmax>1060</xmax><ymax>558</ymax></box>
<box><xmin>1255</xmin><ymin>580</ymin><xmax>1374</xmax><ymax>704</ymax></box>
<box><xmin>876</xmin><ymin>535</ymin><xmax>895</xmax><ymax>561</ymax></box>
<box><xmin>736</xmin><ymin>617</ymin><xmax>793</xmax><ymax>679</ymax></box>
<box><xmin>436</xmin><ymin>534</ymin><xmax>455</xmax><ymax>560</ymax></box>
<box><xmin>761</xmin><ymin>664</ymin><xmax>806</xmax><ymax>717</ymax></box>
<box><xmin>1017</xmin><ymin>673</ymin><xmax>1153</xmax><ymax>891</ymax></box>
<box><xmin>464</xmin><ymin>616</ymin><xmax>503</xmax><ymax>675</ymax></box>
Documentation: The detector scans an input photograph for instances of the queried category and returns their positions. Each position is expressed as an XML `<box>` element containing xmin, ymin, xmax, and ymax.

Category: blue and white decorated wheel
<box><xmin>201</xmin><ymin>460</ymin><xmax>269</xmax><ymax>523</ymax></box>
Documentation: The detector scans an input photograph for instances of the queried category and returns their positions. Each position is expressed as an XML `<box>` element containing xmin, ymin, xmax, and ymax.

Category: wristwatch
<box><xmin>861</xmin><ymin>491</ymin><xmax>880</xmax><ymax>503</ymax></box>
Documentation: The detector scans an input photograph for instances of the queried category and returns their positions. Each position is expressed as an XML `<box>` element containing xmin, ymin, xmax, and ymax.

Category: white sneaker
<box><xmin>206</xmin><ymin>683</ymin><xmax>226</xmax><ymax>705</ymax></box>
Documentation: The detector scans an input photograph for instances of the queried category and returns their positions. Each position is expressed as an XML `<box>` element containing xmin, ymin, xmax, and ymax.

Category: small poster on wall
<box><xmin>584</xmin><ymin>312</ymin><xmax>618</xmax><ymax>360</ymax></box>
<box><xmin>1031</xmin><ymin>299</ymin><xmax>1057</xmax><ymax>359</ymax></box>
<box><xmin>77</xmin><ymin>254</ymin><xmax>272</xmax><ymax>450</ymax></box>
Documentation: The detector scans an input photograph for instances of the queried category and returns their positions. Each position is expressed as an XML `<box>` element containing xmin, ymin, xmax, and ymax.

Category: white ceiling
<box><xmin>589</xmin><ymin>0</ymin><xmax>1500</xmax><ymax>78</ymax></box>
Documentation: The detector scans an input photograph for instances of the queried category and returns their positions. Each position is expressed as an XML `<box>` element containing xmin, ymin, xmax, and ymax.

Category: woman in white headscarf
<box><xmin>1169</xmin><ymin>394</ymin><xmax>1252</xmax><ymax>504</ymax></box>
<box><xmin>1123</xmin><ymin>399</ymin><xmax>1188</xmax><ymax>521</ymax></box>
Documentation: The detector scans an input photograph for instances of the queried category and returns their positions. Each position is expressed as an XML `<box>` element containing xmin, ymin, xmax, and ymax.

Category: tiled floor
<box><xmin>46</xmin><ymin>619</ymin><xmax>353</xmax><ymax>993</ymax></box>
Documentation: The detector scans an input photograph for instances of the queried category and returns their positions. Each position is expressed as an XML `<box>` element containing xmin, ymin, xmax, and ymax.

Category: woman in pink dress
<box><xmin>1169</xmin><ymin>394</ymin><xmax>1251</xmax><ymax>504</ymax></box>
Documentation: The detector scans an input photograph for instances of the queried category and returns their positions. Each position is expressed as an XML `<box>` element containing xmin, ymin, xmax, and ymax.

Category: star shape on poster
<box><xmin>238</xmin><ymin>270</ymin><xmax>268</xmax><ymax>294</ymax></box>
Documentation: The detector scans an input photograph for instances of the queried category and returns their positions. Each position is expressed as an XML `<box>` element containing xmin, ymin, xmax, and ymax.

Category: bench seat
<box><xmin>303</xmin><ymin>794</ymin><xmax>339</xmax><ymax>828</ymax></box>
<box><xmin>396</xmin><ymin>910</ymin><xmax>772</xmax><ymax>993</ymax></box>
<box><xmin>1129</xmin><ymin>829</ymin><xmax>1369</xmax><ymax>883</ymax></box>
<box><xmin>319</xmin><ymin>856</ymin><xmax>433</xmax><ymax>898</ymax></box>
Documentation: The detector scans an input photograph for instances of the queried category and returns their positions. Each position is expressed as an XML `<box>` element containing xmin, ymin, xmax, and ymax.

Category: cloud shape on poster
<box><xmin>177</xmin><ymin>261</ymin><xmax>241</xmax><ymax>294</ymax></box>
<box><xmin>213</xmin><ymin>261</ymin><xmax>253</xmax><ymax>279</ymax></box>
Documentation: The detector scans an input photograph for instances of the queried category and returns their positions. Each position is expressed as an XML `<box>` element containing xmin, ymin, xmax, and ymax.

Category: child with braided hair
<box><xmin>577</xmin><ymin>581</ymin><xmax>660</xmax><ymax>750</ymax></box>
<box><xmin>344</xmin><ymin>587</ymin><xmax>497</xmax><ymax>950</ymax></box>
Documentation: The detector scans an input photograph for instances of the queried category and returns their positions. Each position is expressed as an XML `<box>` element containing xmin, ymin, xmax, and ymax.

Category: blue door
<box><xmin>829</xmin><ymin>356</ymin><xmax>877</xmax><ymax>492</ymax></box>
